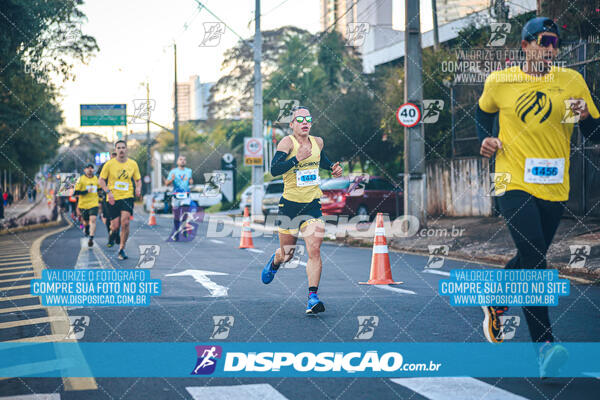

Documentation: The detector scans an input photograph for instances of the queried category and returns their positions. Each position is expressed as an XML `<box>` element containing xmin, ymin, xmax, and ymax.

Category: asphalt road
<box><xmin>1</xmin><ymin>211</ymin><xmax>599</xmax><ymax>399</ymax></box>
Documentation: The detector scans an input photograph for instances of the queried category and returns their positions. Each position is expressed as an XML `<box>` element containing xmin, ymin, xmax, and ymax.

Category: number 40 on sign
<box><xmin>396</xmin><ymin>103</ymin><xmax>421</xmax><ymax>128</ymax></box>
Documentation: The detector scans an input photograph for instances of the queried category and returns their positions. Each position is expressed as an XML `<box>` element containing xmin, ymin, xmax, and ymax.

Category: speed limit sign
<box><xmin>396</xmin><ymin>103</ymin><xmax>421</xmax><ymax>127</ymax></box>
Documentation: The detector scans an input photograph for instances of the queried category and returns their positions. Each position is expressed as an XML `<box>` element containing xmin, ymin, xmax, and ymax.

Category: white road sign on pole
<box><xmin>396</xmin><ymin>102</ymin><xmax>421</xmax><ymax>128</ymax></box>
<box><xmin>244</xmin><ymin>137</ymin><xmax>264</xmax><ymax>166</ymax></box>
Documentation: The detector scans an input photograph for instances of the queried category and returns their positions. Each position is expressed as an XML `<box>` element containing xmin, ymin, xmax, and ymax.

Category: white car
<box><xmin>239</xmin><ymin>183</ymin><xmax>267</xmax><ymax>212</ymax></box>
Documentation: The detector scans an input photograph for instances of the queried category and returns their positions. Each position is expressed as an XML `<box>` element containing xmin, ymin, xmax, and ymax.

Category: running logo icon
<box><xmin>281</xmin><ymin>244</ymin><xmax>304</xmax><ymax>269</ymax></box>
<box><xmin>129</xmin><ymin>99</ymin><xmax>156</xmax><ymax>124</ymax></box>
<box><xmin>199</xmin><ymin>22</ymin><xmax>225</xmax><ymax>47</ymax></box>
<box><xmin>561</xmin><ymin>99</ymin><xmax>586</xmax><ymax>123</ymax></box>
<box><xmin>567</xmin><ymin>245</ymin><xmax>590</xmax><ymax>268</ymax></box>
<box><xmin>203</xmin><ymin>172</ymin><xmax>226</xmax><ymax>196</ymax></box>
<box><xmin>136</xmin><ymin>245</ymin><xmax>161</xmax><ymax>269</ymax></box>
<box><xmin>487</xmin><ymin>172</ymin><xmax>512</xmax><ymax>197</ymax></box>
<box><xmin>346</xmin><ymin>23</ymin><xmax>370</xmax><ymax>47</ymax></box>
<box><xmin>354</xmin><ymin>316</ymin><xmax>379</xmax><ymax>340</ymax></box>
<box><xmin>426</xmin><ymin>245</ymin><xmax>449</xmax><ymax>269</ymax></box>
<box><xmin>65</xmin><ymin>316</ymin><xmax>89</xmax><ymax>340</ymax></box>
<box><xmin>348</xmin><ymin>173</ymin><xmax>370</xmax><ymax>196</ymax></box>
<box><xmin>487</xmin><ymin>23</ymin><xmax>511</xmax><ymax>46</ymax></box>
<box><xmin>498</xmin><ymin>315</ymin><xmax>520</xmax><ymax>340</ymax></box>
<box><xmin>191</xmin><ymin>345</ymin><xmax>222</xmax><ymax>375</ymax></box>
<box><xmin>210</xmin><ymin>316</ymin><xmax>234</xmax><ymax>339</ymax></box>
<box><xmin>276</xmin><ymin>100</ymin><xmax>300</xmax><ymax>123</ymax></box>
<box><xmin>422</xmin><ymin>100</ymin><xmax>444</xmax><ymax>124</ymax></box>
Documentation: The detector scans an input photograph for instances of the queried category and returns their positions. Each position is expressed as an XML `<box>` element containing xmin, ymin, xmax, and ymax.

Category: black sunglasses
<box><xmin>536</xmin><ymin>34</ymin><xmax>559</xmax><ymax>49</ymax></box>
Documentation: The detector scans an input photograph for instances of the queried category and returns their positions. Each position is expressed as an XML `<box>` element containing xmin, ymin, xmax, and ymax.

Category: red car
<box><xmin>320</xmin><ymin>176</ymin><xmax>403</xmax><ymax>220</ymax></box>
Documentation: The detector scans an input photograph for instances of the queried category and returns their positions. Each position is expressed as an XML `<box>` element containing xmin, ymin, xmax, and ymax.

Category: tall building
<box><xmin>436</xmin><ymin>0</ymin><xmax>489</xmax><ymax>25</ymax></box>
<box><xmin>174</xmin><ymin>75</ymin><xmax>215</xmax><ymax>122</ymax></box>
<box><xmin>320</xmin><ymin>0</ymin><xmax>359</xmax><ymax>37</ymax></box>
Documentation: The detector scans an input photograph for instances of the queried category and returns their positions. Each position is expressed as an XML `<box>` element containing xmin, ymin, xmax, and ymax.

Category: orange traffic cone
<box><xmin>239</xmin><ymin>206</ymin><xmax>254</xmax><ymax>249</ymax></box>
<box><xmin>148</xmin><ymin>205</ymin><xmax>157</xmax><ymax>226</ymax></box>
<box><xmin>359</xmin><ymin>213</ymin><xmax>402</xmax><ymax>285</ymax></box>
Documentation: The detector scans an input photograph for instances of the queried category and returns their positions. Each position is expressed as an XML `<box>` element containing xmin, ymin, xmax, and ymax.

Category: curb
<box><xmin>0</xmin><ymin>218</ymin><xmax>64</xmax><ymax>236</ymax></box>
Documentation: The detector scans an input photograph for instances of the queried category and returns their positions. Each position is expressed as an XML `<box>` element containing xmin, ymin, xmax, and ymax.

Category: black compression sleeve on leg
<box><xmin>74</xmin><ymin>190</ymin><xmax>88</xmax><ymax>195</ymax></box>
<box><xmin>475</xmin><ymin>104</ymin><xmax>498</xmax><ymax>144</ymax></box>
<box><xmin>319</xmin><ymin>150</ymin><xmax>334</xmax><ymax>170</ymax></box>
<box><xmin>270</xmin><ymin>151</ymin><xmax>298</xmax><ymax>176</ymax></box>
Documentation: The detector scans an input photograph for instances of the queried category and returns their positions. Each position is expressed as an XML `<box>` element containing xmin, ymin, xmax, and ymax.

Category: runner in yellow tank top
<box><xmin>260</xmin><ymin>106</ymin><xmax>343</xmax><ymax>314</ymax></box>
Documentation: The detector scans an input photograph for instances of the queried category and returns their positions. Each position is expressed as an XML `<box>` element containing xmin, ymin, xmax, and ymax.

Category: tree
<box><xmin>209</xmin><ymin>26</ymin><xmax>313</xmax><ymax>119</ymax></box>
<box><xmin>0</xmin><ymin>0</ymin><xmax>99</xmax><ymax>181</ymax></box>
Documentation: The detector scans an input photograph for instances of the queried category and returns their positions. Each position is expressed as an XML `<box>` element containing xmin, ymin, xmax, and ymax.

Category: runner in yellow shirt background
<box><xmin>74</xmin><ymin>163</ymin><xmax>100</xmax><ymax>247</ymax></box>
<box><xmin>99</xmin><ymin>140</ymin><xmax>142</xmax><ymax>260</ymax></box>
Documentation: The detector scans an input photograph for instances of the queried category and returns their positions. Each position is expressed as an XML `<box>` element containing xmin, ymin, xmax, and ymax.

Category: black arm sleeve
<box><xmin>74</xmin><ymin>190</ymin><xmax>88</xmax><ymax>195</ymax></box>
<box><xmin>476</xmin><ymin>104</ymin><xmax>498</xmax><ymax>144</ymax></box>
<box><xmin>270</xmin><ymin>151</ymin><xmax>298</xmax><ymax>176</ymax></box>
<box><xmin>319</xmin><ymin>150</ymin><xmax>334</xmax><ymax>170</ymax></box>
<box><xmin>579</xmin><ymin>116</ymin><xmax>600</xmax><ymax>142</ymax></box>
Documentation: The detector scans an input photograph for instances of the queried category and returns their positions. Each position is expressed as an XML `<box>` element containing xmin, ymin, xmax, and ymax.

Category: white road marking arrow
<box><xmin>165</xmin><ymin>269</ymin><xmax>229</xmax><ymax>297</ymax></box>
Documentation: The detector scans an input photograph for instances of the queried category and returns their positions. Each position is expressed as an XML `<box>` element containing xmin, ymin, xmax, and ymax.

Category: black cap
<box><xmin>522</xmin><ymin>17</ymin><xmax>560</xmax><ymax>41</ymax></box>
<box><xmin>85</xmin><ymin>163</ymin><xmax>95</xmax><ymax>169</ymax></box>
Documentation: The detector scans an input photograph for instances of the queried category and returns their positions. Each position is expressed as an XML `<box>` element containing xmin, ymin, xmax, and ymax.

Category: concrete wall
<box><xmin>427</xmin><ymin>157</ymin><xmax>492</xmax><ymax>216</ymax></box>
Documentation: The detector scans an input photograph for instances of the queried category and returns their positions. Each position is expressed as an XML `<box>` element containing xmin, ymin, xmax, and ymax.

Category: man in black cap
<box><xmin>476</xmin><ymin>16</ymin><xmax>600</xmax><ymax>376</ymax></box>
<box><xmin>74</xmin><ymin>164</ymin><xmax>100</xmax><ymax>247</ymax></box>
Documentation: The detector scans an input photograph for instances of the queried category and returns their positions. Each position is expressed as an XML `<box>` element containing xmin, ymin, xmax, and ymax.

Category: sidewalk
<box><xmin>344</xmin><ymin>216</ymin><xmax>600</xmax><ymax>281</ymax></box>
<box><xmin>201</xmin><ymin>210</ymin><xmax>600</xmax><ymax>281</ymax></box>
<box><xmin>0</xmin><ymin>195</ymin><xmax>57</xmax><ymax>232</ymax></box>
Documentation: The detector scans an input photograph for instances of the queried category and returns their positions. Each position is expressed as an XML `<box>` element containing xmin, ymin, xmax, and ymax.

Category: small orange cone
<box><xmin>148</xmin><ymin>205</ymin><xmax>157</xmax><ymax>226</ymax></box>
<box><xmin>360</xmin><ymin>213</ymin><xmax>402</xmax><ymax>285</ymax></box>
<box><xmin>239</xmin><ymin>206</ymin><xmax>254</xmax><ymax>249</ymax></box>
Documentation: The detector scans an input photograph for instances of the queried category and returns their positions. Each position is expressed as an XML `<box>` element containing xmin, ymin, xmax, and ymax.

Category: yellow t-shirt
<box><xmin>74</xmin><ymin>175</ymin><xmax>99</xmax><ymax>210</ymax></box>
<box><xmin>99</xmin><ymin>158</ymin><xmax>141</xmax><ymax>201</ymax></box>
<box><xmin>282</xmin><ymin>135</ymin><xmax>322</xmax><ymax>203</ymax></box>
<box><xmin>479</xmin><ymin>66</ymin><xmax>599</xmax><ymax>201</ymax></box>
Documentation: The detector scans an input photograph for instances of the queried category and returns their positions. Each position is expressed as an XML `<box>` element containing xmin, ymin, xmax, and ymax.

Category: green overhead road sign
<box><xmin>80</xmin><ymin>104</ymin><xmax>127</xmax><ymax>126</ymax></box>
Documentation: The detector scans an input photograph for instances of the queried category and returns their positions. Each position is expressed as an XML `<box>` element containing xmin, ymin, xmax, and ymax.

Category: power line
<box><xmin>194</xmin><ymin>0</ymin><xmax>251</xmax><ymax>47</ymax></box>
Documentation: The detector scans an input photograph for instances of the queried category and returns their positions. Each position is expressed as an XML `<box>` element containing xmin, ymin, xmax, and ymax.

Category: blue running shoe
<box><xmin>261</xmin><ymin>253</ymin><xmax>278</xmax><ymax>284</ymax></box>
<box><xmin>306</xmin><ymin>293</ymin><xmax>325</xmax><ymax>314</ymax></box>
<box><xmin>539</xmin><ymin>343</ymin><xmax>569</xmax><ymax>379</ymax></box>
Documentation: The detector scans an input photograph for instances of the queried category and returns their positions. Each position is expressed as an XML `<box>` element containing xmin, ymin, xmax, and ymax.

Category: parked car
<box><xmin>143</xmin><ymin>188</ymin><xmax>171</xmax><ymax>214</ymax></box>
<box><xmin>320</xmin><ymin>176</ymin><xmax>403</xmax><ymax>220</ymax></box>
<box><xmin>261</xmin><ymin>180</ymin><xmax>284</xmax><ymax>217</ymax></box>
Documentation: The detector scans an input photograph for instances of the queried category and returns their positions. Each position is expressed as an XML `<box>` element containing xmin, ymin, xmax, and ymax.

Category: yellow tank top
<box><xmin>282</xmin><ymin>135</ymin><xmax>322</xmax><ymax>203</ymax></box>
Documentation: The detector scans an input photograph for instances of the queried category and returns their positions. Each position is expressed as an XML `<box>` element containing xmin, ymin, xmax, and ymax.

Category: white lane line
<box><xmin>210</xmin><ymin>239</ymin><xmax>225</xmax><ymax>244</ymax></box>
<box><xmin>422</xmin><ymin>269</ymin><xmax>451</xmax><ymax>276</ymax></box>
<box><xmin>373</xmin><ymin>285</ymin><xmax>416</xmax><ymax>295</ymax></box>
<box><xmin>391</xmin><ymin>377</ymin><xmax>530</xmax><ymax>400</ymax></box>
<box><xmin>186</xmin><ymin>384</ymin><xmax>288</xmax><ymax>400</ymax></box>
<box><xmin>0</xmin><ymin>394</ymin><xmax>61</xmax><ymax>400</ymax></box>
<box><xmin>247</xmin><ymin>248</ymin><xmax>264</xmax><ymax>253</ymax></box>
<box><xmin>166</xmin><ymin>269</ymin><xmax>229</xmax><ymax>297</ymax></box>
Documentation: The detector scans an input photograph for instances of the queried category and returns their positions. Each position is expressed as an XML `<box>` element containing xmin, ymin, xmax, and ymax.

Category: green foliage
<box><xmin>0</xmin><ymin>0</ymin><xmax>98</xmax><ymax>181</ymax></box>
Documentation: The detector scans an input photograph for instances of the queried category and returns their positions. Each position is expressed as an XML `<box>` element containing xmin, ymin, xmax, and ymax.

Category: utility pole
<box><xmin>251</xmin><ymin>0</ymin><xmax>264</xmax><ymax>219</ymax></box>
<box><xmin>432</xmin><ymin>0</ymin><xmax>439</xmax><ymax>51</ymax></box>
<box><xmin>146</xmin><ymin>81</ymin><xmax>152</xmax><ymax>194</ymax></box>
<box><xmin>173</xmin><ymin>43</ymin><xmax>180</xmax><ymax>161</ymax></box>
<box><xmin>404</xmin><ymin>0</ymin><xmax>427</xmax><ymax>227</ymax></box>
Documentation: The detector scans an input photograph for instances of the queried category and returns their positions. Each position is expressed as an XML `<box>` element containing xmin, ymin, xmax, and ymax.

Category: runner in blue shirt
<box><xmin>165</xmin><ymin>155</ymin><xmax>193</xmax><ymax>241</ymax></box>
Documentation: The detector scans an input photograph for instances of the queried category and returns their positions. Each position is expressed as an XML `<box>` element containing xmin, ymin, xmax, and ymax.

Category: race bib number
<box><xmin>175</xmin><ymin>192</ymin><xmax>188</xmax><ymax>199</ymax></box>
<box><xmin>86</xmin><ymin>185</ymin><xmax>97</xmax><ymax>193</ymax></box>
<box><xmin>114</xmin><ymin>181</ymin><xmax>129</xmax><ymax>191</ymax></box>
<box><xmin>296</xmin><ymin>169</ymin><xmax>320</xmax><ymax>187</ymax></box>
<box><xmin>524</xmin><ymin>158</ymin><xmax>565</xmax><ymax>184</ymax></box>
